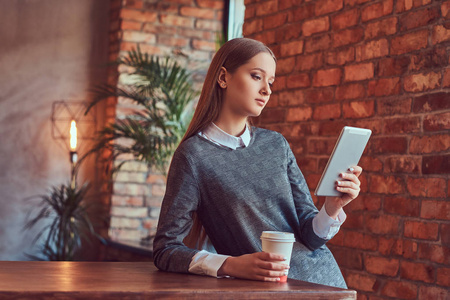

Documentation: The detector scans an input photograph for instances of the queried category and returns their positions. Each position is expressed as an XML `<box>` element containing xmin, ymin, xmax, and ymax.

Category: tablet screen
<box><xmin>314</xmin><ymin>126</ymin><xmax>371</xmax><ymax>197</ymax></box>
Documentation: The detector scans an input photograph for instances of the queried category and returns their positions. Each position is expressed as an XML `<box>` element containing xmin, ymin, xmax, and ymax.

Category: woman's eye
<box><xmin>251</xmin><ymin>74</ymin><xmax>261</xmax><ymax>80</ymax></box>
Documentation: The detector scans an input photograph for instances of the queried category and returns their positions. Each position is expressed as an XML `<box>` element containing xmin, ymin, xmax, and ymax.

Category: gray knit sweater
<box><xmin>153</xmin><ymin>127</ymin><xmax>347</xmax><ymax>288</ymax></box>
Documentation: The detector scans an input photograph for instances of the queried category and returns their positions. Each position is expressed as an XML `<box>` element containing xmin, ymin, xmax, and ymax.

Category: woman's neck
<box><xmin>214</xmin><ymin>114</ymin><xmax>247</xmax><ymax>137</ymax></box>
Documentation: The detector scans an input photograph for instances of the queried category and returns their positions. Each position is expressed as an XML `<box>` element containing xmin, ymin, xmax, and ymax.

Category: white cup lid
<box><xmin>260</xmin><ymin>231</ymin><xmax>295</xmax><ymax>242</ymax></box>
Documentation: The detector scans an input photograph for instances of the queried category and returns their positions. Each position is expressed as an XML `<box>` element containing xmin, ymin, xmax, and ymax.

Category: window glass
<box><xmin>228</xmin><ymin>0</ymin><xmax>245</xmax><ymax>40</ymax></box>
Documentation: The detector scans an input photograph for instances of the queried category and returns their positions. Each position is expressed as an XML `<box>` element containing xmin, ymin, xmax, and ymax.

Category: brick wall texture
<box><xmin>106</xmin><ymin>0</ymin><xmax>223</xmax><ymax>242</ymax></box>
<box><xmin>104</xmin><ymin>0</ymin><xmax>449</xmax><ymax>298</ymax></box>
<box><xmin>245</xmin><ymin>0</ymin><xmax>449</xmax><ymax>299</ymax></box>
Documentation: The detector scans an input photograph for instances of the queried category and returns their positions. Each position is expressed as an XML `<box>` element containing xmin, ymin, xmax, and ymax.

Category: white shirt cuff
<box><xmin>312</xmin><ymin>205</ymin><xmax>347</xmax><ymax>240</ymax></box>
<box><xmin>188</xmin><ymin>250</ymin><xmax>231</xmax><ymax>277</ymax></box>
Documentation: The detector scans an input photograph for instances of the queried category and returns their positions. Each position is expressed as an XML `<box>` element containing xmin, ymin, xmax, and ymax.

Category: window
<box><xmin>226</xmin><ymin>0</ymin><xmax>245</xmax><ymax>40</ymax></box>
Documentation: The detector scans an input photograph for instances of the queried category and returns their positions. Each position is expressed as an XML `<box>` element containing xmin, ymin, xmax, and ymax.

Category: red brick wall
<box><xmin>106</xmin><ymin>0</ymin><xmax>122</xmax><ymax>126</ymax></box>
<box><xmin>106</xmin><ymin>0</ymin><xmax>224</xmax><ymax>241</ymax></box>
<box><xmin>245</xmin><ymin>0</ymin><xmax>449</xmax><ymax>299</ymax></box>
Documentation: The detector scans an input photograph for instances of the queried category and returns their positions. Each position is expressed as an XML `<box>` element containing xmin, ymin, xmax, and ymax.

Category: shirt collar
<box><xmin>202</xmin><ymin>123</ymin><xmax>251</xmax><ymax>150</ymax></box>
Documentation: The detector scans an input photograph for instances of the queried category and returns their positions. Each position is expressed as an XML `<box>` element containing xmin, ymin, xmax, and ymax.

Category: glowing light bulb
<box><xmin>70</xmin><ymin>120</ymin><xmax>77</xmax><ymax>151</ymax></box>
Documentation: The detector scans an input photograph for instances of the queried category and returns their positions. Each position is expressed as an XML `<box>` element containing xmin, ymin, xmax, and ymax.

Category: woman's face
<box><xmin>220</xmin><ymin>52</ymin><xmax>276</xmax><ymax>118</ymax></box>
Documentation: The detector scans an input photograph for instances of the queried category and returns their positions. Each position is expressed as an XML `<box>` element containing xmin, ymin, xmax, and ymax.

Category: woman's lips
<box><xmin>256</xmin><ymin>99</ymin><xmax>266</xmax><ymax>106</ymax></box>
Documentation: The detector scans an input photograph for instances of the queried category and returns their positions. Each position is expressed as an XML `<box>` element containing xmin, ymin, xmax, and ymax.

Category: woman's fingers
<box><xmin>258</xmin><ymin>260</ymin><xmax>290</xmax><ymax>271</ymax></box>
<box><xmin>337</xmin><ymin>184</ymin><xmax>360</xmax><ymax>203</ymax></box>
<box><xmin>258</xmin><ymin>252</ymin><xmax>289</xmax><ymax>281</ymax></box>
<box><xmin>257</xmin><ymin>252</ymin><xmax>290</xmax><ymax>272</ymax></box>
<box><xmin>258</xmin><ymin>275</ymin><xmax>284</xmax><ymax>282</ymax></box>
<box><xmin>257</xmin><ymin>251</ymin><xmax>286</xmax><ymax>262</ymax></box>
<box><xmin>335</xmin><ymin>168</ymin><xmax>362</xmax><ymax>202</ymax></box>
<box><xmin>340</xmin><ymin>172</ymin><xmax>361</xmax><ymax>186</ymax></box>
<box><xmin>220</xmin><ymin>252</ymin><xmax>290</xmax><ymax>281</ymax></box>
<box><xmin>350</xmin><ymin>166</ymin><xmax>363</xmax><ymax>177</ymax></box>
<box><xmin>337</xmin><ymin>186</ymin><xmax>359</xmax><ymax>199</ymax></box>
<box><xmin>336</xmin><ymin>179</ymin><xmax>359</xmax><ymax>190</ymax></box>
<box><xmin>256</xmin><ymin>268</ymin><xmax>289</xmax><ymax>277</ymax></box>
<box><xmin>256</xmin><ymin>252</ymin><xmax>290</xmax><ymax>280</ymax></box>
<box><xmin>337</xmin><ymin>178</ymin><xmax>360</xmax><ymax>193</ymax></box>
<box><xmin>323</xmin><ymin>166</ymin><xmax>364</xmax><ymax>212</ymax></box>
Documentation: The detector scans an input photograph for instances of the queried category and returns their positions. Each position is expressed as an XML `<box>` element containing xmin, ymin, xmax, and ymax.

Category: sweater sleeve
<box><xmin>284</xmin><ymin>138</ymin><xmax>328</xmax><ymax>250</ymax></box>
<box><xmin>153</xmin><ymin>148</ymin><xmax>201</xmax><ymax>273</ymax></box>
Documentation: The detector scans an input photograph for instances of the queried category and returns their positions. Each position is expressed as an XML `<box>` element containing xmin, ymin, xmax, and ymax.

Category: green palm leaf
<box><xmin>24</xmin><ymin>183</ymin><xmax>97</xmax><ymax>261</ymax></box>
<box><xmin>84</xmin><ymin>47</ymin><xmax>198</xmax><ymax>174</ymax></box>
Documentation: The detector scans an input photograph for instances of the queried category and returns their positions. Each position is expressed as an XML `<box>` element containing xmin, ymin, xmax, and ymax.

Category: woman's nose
<box><xmin>261</xmin><ymin>83</ymin><xmax>271</xmax><ymax>96</ymax></box>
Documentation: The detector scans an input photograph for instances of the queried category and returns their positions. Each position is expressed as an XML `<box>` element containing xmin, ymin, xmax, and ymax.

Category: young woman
<box><xmin>153</xmin><ymin>38</ymin><xmax>362</xmax><ymax>288</ymax></box>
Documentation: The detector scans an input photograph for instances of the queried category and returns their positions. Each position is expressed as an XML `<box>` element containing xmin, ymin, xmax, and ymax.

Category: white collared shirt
<box><xmin>199</xmin><ymin>122</ymin><xmax>252</xmax><ymax>149</ymax></box>
<box><xmin>188</xmin><ymin>123</ymin><xmax>346</xmax><ymax>277</ymax></box>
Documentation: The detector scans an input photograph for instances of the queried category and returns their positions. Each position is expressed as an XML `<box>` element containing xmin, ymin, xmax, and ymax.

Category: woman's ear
<box><xmin>217</xmin><ymin>67</ymin><xmax>227</xmax><ymax>88</ymax></box>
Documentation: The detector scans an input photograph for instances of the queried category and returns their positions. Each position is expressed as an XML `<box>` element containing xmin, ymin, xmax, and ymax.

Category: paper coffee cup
<box><xmin>260</xmin><ymin>231</ymin><xmax>295</xmax><ymax>282</ymax></box>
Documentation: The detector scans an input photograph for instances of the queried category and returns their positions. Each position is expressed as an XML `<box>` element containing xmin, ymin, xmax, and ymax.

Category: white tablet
<box><xmin>314</xmin><ymin>126</ymin><xmax>372</xmax><ymax>197</ymax></box>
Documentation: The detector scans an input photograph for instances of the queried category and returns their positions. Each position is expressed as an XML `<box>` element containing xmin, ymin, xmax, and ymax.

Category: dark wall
<box><xmin>0</xmin><ymin>0</ymin><xmax>110</xmax><ymax>260</ymax></box>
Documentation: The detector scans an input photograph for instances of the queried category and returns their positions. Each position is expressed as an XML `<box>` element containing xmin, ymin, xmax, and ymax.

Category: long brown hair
<box><xmin>181</xmin><ymin>38</ymin><xmax>276</xmax><ymax>249</ymax></box>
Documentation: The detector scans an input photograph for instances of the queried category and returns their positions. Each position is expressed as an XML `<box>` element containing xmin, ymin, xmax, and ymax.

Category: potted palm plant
<box><xmin>24</xmin><ymin>181</ymin><xmax>98</xmax><ymax>261</ymax></box>
<box><xmin>84</xmin><ymin>47</ymin><xmax>198</xmax><ymax>175</ymax></box>
<box><xmin>82</xmin><ymin>48</ymin><xmax>198</xmax><ymax>248</ymax></box>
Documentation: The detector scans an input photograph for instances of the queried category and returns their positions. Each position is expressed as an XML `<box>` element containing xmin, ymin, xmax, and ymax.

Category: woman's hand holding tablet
<box><xmin>314</xmin><ymin>126</ymin><xmax>371</xmax><ymax>219</ymax></box>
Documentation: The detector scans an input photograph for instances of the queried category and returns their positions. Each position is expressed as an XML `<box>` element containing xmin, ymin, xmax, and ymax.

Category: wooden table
<box><xmin>0</xmin><ymin>261</ymin><xmax>356</xmax><ymax>299</ymax></box>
